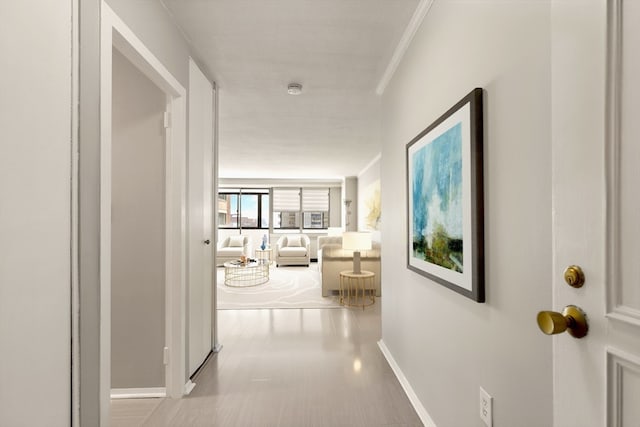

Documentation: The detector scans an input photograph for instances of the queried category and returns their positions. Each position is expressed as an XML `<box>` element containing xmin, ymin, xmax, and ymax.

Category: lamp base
<box><xmin>352</xmin><ymin>251</ymin><xmax>361</xmax><ymax>274</ymax></box>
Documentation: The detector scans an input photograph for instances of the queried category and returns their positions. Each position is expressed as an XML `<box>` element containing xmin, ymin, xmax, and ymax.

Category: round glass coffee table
<box><xmin>223</xmin><ymin>260</ymin><xmax>269</xmax><ymax>287</ymax></box>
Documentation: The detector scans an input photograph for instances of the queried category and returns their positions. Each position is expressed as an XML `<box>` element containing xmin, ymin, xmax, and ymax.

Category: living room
<box><xmin>215</xmin><ymin>158</ymin><xmax>381</xmax><ymax>309</ymax></box>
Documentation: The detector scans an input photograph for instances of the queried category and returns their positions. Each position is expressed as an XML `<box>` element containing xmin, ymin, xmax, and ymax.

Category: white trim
<box><xmin>164</xmin><ymin>91</ymin><xmax>188</xmax><ymax>400</ymax></box>
<box><xmin>70</xmin><ymin>0</ymin><xmax>80</xmax><ymax>425</ymax></box>
<box><xmin>110</xmin><ymin>22</ymin><xmax>183</xmax><ymax>97</ymax></box>
<box><xmin>375</xmin><ymin>0</ymin><xmax>435</xmax><ymax>95</ymax></box>
<box><xmin>184</xmin><ymin>380</ymin><xmax>196</xmax><ymax>395</ymax></box>
<box><xmin>357</xmin><ymin>153</ymin><xmax>381</xmax><ymax>178</ymax></box>
<box><xmin>99</xmin><ymin>9</ymin><xmax>113</xmax><ymax>424</ymax></box>
<box><xmin>377</xmin><ymin>340</ymin><xmax>438</xmax><ymax>427</ymax></box>
<box><xmin>212</xmin><ymin>82</ymin><xmax>221</xmax><ymax>353</ymax></box>
<box><xmin>101</xmin><ymin>3</ymin><xmax>188</xmax><ymax>417</ymax></box>
<box><xmin>110</xmin><ymin>388</ymin><xmax>166</xmax><ymax>399</ymax></box>
<box><xmin>606</xmin><ymin>347</ymin><xmax>640</xmax><ymax>427</ymax></box>
<box><xmin>605</xmin><ymin>0</ymin><xmax>640</xmax><ymax>328</ymax></box>
<box><xmin>605</xmin><ymin>0</ymin><xmax>622</xmax><ymax>321</ymax></box>
<box><xmin>607</xmin><ymin>308</ymin><xmax>640</xmax><ymax>328</ymax></box>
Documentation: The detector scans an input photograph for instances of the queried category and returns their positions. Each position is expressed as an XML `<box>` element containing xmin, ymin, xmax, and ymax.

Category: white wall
<box><xmin>111</xmin><ymin>49</ymin><xmax>167</xmax><ymax>389</ymax></box>
<box><xmin>357</xmin><ymin>154</ymin><xmax>381</xmax><ymax>240</ymax></box>
<box><xmin>343</xmin><ymin>176</ymin><xmax>358</xmax><ymax>231</ymax></box>
<box><xmin>329</xmin><ymin>186</ymin><xmax>342</xmax><ymax>227</ymax></box>
<box><xmin>380</xmin><ymin>2</ymin><xmax>553</xmax><ymax>426</ymax></box>
<box><xmin>0</xmin><ymin>2</ymin><xmax>72</xmax><ymax>425</ymax></box>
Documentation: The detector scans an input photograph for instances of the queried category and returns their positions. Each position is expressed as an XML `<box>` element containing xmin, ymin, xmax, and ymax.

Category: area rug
<box><xmin>216</xmin><ymin>264</ymin><xmax>341</xmax><ymax>309</ymax></box>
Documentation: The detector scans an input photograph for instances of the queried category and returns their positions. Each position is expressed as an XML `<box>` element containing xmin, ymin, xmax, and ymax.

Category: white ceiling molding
<box><xmin>375</xmin><ymin>0</ymin><xmax>435</xmax><ymax>96</ymax></box>
<box><xmin>358</xmin><ymin>153</ymin><xmax>382</xmax><ymax>178</ymax></box>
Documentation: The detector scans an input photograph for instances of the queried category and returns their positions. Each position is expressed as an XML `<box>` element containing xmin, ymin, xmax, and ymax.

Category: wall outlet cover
<box><xmin>479</xmin><ymin>386</ymin><xmax>493</xmax><ymax>427</ymax></box>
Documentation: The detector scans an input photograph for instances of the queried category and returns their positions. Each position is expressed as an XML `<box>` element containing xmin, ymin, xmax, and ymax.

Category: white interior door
<box><xmin>552</xmin><ymin>1</ymin><xmax>640</xmax><ymax>425</ymax></box>
<box><xmin>187</xmin><ymin>58</ymin><xmax>214</xmax><ymax>376</ymax></box>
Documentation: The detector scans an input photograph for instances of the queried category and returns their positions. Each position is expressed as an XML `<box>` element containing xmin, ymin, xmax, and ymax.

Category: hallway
<box><xmin>113</xmin><ymin>305</ymin><xmax>422</xmax><ymax>426</ymax></box>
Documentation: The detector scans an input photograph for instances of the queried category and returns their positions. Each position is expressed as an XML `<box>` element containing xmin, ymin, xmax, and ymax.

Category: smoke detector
<box><xmin>287</xmin><ymin>83</ymin><xmax>303</xmax><ymax>95</ymax></box>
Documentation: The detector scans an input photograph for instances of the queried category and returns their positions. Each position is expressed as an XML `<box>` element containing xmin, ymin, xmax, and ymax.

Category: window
<box><xmin>261</xmin><ymin>194</ymin><xmax>270</xmax><ymax>228</ymax></box>
<box><xmin>219</xmin><ymin>189</ymin><xmax>269</xmax><ymax>229</ymax></box>
<box><xmin>218</xmin><ymin>194</ymin><xmax>237</xmax><ymax>228</ymax></box>
<box><xmin>273</xmin><ymin>187</ymin><xmax>329</xmax><ymax>230</ymax></box>
<box><xmin>221</xmin><ymin>187</ymin><xmax>329</xmax><ymax>230</ymax></box>
<box><xmin>302</xmin><ymin>188</ymin><xmax>329</xmax><ymax>229</ymax></box>
<box><xmin>240</xmin><ymin>194</ymin><xmax>258</xmax><ymax>227</ymax></box>
<box><xmin>273</xmin><ymin>188</ymin><xmax>300</xmax><ymax>229</ymax></box>
<box><xmin>303</xmin><ymin>212</ymin><xmax>327</xmax><ymax>228</ymax></box>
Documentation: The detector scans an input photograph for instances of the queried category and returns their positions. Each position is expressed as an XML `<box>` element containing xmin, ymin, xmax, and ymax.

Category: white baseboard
<box><xmin>377</xmin><ymin>339</ymin><xmax>438</xmax><ymax>427</ymax></box>
<box><xmin>184</xmin><ymin>380</ymin><xmax>196</xmax><ymax>395</ymax></box>
<box><xmin>110</xmin><ymin>387</ymin><xmax>166</xmax><ymax>399</ymax></box>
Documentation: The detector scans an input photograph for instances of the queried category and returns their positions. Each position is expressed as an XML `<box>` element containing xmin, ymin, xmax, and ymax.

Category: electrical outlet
<box><xmin>479</xmin><ymin>387</ymin><xmax>493</xmax><ymax>427</ymax></box>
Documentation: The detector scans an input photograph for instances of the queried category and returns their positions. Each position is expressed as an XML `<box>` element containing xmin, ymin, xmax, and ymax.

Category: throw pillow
<box><xmin>287</xmin><ymin>236</ymin><xmax>302</xmax><ymax>247</ymax></box>
<box><xmin>228</xmin><ymin>236</ymin><xmax>245</xmax><ymax>247</ymax></box>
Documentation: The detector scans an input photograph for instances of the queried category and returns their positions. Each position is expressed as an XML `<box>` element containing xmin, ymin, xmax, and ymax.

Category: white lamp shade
<box><xmin>327</xmin><ymin>227</ymin><xmax>343</xmax><ymax>236</ymax></box>
<box><xmin>342</xmin><ymin>232</ymin><xmax>372</xmax><ymax>251</ymax></box>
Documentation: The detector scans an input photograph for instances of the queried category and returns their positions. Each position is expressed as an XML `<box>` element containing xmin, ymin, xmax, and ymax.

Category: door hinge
<box><xmin>163</xmin><ymin>346</ymin><xmax>170</xmax><ymax>365</ymax></box>
<box><xmin>163</xmin><ymin>111</ymin><xmax>171</xmax><ymax>129</ymax></box>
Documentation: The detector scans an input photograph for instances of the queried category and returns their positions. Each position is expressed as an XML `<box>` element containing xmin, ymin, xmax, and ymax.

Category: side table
<box><xmin>339</xmin><ymin>270</ymin><xmax>375</xmax><ymax>309</ymax></box>
<box><xmin>255</xmin><ymin>248</ymin><xmax>273</xmax><ymax>266</ymax></box>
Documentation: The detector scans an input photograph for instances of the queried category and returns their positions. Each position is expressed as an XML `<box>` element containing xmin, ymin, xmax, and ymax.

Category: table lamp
<box><xmin>327</xmin><ymin>227</ymin><xmax>343</xmax><ymax>236</ymax></box>
<box><xmin>342</xmin><ymin>232</ymin><xmax>372</xmax><ymax>274</ymax></box>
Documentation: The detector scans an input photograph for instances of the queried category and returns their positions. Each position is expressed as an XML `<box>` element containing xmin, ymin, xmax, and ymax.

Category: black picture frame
<box><xmin>406</xmin><ymin>88</ymin><xmax>484</xmax><ymax>302</ymax></box>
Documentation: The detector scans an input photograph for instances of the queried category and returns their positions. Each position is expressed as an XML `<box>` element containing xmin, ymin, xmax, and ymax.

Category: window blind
<box><xmin>302</xmin><ymin>188</ymin><xmax>329</xmax><ymax>211</ymax></box>
<box><xmin>273</xmin><ymin>188</ymin><xmax>300</xmax><ymax>211</ymax></box>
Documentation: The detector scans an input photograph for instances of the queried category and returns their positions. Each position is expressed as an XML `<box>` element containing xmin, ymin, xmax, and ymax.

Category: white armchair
<box><xmin>275</xmin><ymin>234</ymin><xmax>310</xmax><ymax>267</ymax></box>
<box><xmin>216</xmin><ymin>235</ymin><xmax>250</xmax><ymax>267</ymax></box>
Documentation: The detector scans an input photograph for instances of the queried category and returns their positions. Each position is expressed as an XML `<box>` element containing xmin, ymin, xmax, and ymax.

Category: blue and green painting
<box><xmin>412</xmin><ymin>122</ymin><xmax>464</xmax><ymax>273</ymax></box>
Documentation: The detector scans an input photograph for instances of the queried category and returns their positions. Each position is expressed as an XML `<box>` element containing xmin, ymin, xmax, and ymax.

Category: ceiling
<box><xmin>161</xmin><ymin>0</ymin><xmax>421</xmax><ymax>180</ymax></box>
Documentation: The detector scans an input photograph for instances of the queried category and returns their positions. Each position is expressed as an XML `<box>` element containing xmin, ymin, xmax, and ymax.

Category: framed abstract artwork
<box><xmin>406</xmin><ymin>88</ymin><xmax>485</xmax><ymax>302</ymax></box>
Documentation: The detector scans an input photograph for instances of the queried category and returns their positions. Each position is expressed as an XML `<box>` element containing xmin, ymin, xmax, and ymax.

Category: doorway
<box><xmin>110</xmin><ymin>48</ymin><xmax>167</xmax><ymax>396</ymax></box>
<box><xmin>99</xmin><ymin>4</ymin><xmax>188</xmax><ymax>423</ymax></box>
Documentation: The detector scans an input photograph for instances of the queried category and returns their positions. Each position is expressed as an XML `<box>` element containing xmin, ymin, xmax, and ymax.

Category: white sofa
<box><xmin>216</xmin><ymin>235</ymin><xmax>250</xmax><ymax>266</ymax></box>
<box><xmin>275</xmin><ymin>234</ymin><xmax>310</xmax><ymax>267</ymax></box>
<box><xmin>317</xmin><ymin>236</ymin><xmax>381</xmax><ymax>297</ymax></box>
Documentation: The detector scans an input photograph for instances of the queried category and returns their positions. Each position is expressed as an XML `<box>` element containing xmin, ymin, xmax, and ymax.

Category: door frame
<box><xmin>100</xmin><ymin>2</ymin><xmax>187</xmax><ymax>421</ymax></box>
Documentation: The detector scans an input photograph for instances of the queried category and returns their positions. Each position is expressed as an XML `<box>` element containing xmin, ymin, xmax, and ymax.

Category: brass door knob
<box><xmin>564</xmin><ymin>265</ymin><xmax>585</xmax><ymax>288</ymax></box>
<box><xmin>536</xmin><ymin>305</ymin><xmax>588</xmax><ymax>338</ymax></box>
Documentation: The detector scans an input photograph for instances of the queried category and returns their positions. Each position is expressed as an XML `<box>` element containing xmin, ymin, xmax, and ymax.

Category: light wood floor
<box><xmin>112</xmin><ymin>304</ymin><xmax>423</xmax><ymax>427</ymax></box>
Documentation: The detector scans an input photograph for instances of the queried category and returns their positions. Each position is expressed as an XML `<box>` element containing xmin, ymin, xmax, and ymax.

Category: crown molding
<box><xmin>358</xmin><ymin>153</ymin><xmax>382</xmax><ymax>178</ymax></box>
<box><xmin>376</xmin><ymin>0</ymin><xmax>435</xmax><ymax>95</ymax></box>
